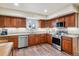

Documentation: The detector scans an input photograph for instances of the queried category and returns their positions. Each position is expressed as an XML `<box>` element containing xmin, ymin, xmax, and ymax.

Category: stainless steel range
<box><xmin>52</xmin><ymin>31</ymin><xmax>62</xmax><ymax>51</ymax></box>
<box><xmin>52</xmin><ymin>29</ymin><xmax>68</xmax><ymax>51</ymax></box>
<box><xmin>52</xmin><ymin>36</ymin><xmax>62</xmax><ymax>50</ymax></box>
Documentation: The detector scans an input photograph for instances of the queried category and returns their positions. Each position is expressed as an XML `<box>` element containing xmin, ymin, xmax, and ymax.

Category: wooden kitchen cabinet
<box><xmin>65</xmin><ymin>13</ymin><xmax>75</xmax><ymax>27</ymax></box>
<box><xmin>47</xmin><ymin>19</ymin><xmax>56</xmax><ymax>28</ymax></box>
<box><xmin>0</xmin><ymin>36</ymin><xmax>18</xmax><ymax>49</ymax></box>
<box><xmin>6</xmin><ymin>36</ymin><xmax>18</xmax><ymax>49</ymax></box>
<box><xmin>0</xmin><ymin>16</ymin><xmax>5</xmax><ymax>27</ymax></box>
<box><xmin>46</xmin><ymin>34</ymin><xmax>52</xmax><ymax>45</ymax></box>
<box><xmin>35</xmin><ymin>35</ymin><xmax>40</xmax><ymax>44</ymax></box>
<box><xmin>17</xmin><ymin>18</ymin><xmax>26</xmax><ymax>27</ymax></box>
<box><xmin>39</xmin><ymin>20</ymin><xmax>46</xmax><ymax>28</ymax></box>
<box><xmin>28</xmin><ymin>34</ymin><xmax>47</xmax><ymax>46</ymax></box>
<box><xmin>0</xmin><ymin>15</ymin><xmax>26</xmax><ymax>27</ymax></box>
<box><xmin>59</xmin><ymin>17</ymin><xmax>65</xmax><ymax>22</ymax></box>
<box><xmin>4</xmin><ymin>16</ymin><xmax>11</xmax><ymax>27</ymax></box>
<box><xmin>39</xmin><ymin>34</ymin><xmax>47</xmax><ymax>43</ymax></box>
<box><xmin>47</xmin><ymin>20</ymin><xmax>52</xmax><ymax>27</ymax></box>
<box><xmin>28</xmin><ymin>34</ymin><xmax>36</xmax><ymax>46</ymax></box>
<box><xmin>0</xmin><ymin>39</ymin><xmax>8</xmax><ymax>43</ymax></box>
<box><xmin>39</xmin><ymin>20</ymin><xmax>52</xmax><ymax>28</ymax></box>
<box><xmin>10</xmin><ymin>17</ymin><xmax>17</xmax><ymax>27</ymax></box>
<box><xmin>62</xmin><ymin>36</ymin><xmax>73</xmax><ymax>55</ymax></box>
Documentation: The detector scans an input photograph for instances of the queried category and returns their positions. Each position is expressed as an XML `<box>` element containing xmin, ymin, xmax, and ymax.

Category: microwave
<box><xmin>56</xmin><ymin>22</ymin><xmax>65</xmax><ymax>27</ymax></box>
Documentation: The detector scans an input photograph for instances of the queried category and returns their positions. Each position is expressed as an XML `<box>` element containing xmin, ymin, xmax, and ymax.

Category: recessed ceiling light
<box><xmin>14</xmin><ymin>3</ymin><xmax>19</xmax><ymax>6</ymax></box>
<box><xmin>44</xmin><ymin>9</ymin><xmax>47</xmax><ymax>13</ymax></box>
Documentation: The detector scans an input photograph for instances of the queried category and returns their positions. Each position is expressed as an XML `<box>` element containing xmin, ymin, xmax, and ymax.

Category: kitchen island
<box><xmin>0</xmin><ymin>42</ymin><xmax>13</xmax><ymax>56</ymax></box>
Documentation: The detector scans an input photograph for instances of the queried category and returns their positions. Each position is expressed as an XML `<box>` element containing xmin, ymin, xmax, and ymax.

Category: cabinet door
<box><xmin>17</xmin><ymin>18</ymin><xmax>21</xmax><ymax>27</ymax></box>
<box><xmin>0</xmin><ymin>39</ymin><xmax>8</xmax><ymax>43</ymax></box>
<box><xmin>28</xmin><ymin>35</ymin><xmax>36</xmax><ymax>46</ymax></box>
<box><xmin>47</xmin><ymin>20</ymin><xmax>52</xmax><ymax>28</ymax></box>
<box><xmin>48</xmin><ymin>19</ymin><xmax>56</xmax><ymax>28</ymax></box>
<box><xmin>65</xmin><ymin>14</ymin><xmax>75</xmax><ymax>27</ymax></box>
<box><xmin>40</xmin><ymin>34</ymin><xmax>46</xmax><ymax>43</ymax></box>
<box><xmin>17</xmin><ymin>18</ymin><xmax>26</xmax><ymax>27</ymax></box>
<box><xmin>46</xmin><ymin>34</ymin><xmax>52</xmax><ymax>45</ymax></box>
<box><xmin>7</xmin><ymin>36</ymin><xmax>18</xmax><ymax>49</ymax></box>
<box><xmin>21</xmin><ymin>18</ymin><xmax>26</xmax><ymax>27</ymax></box>
<box><xmin>10</xmin><ymin>17</ymin><xmax>17</xmax><ymax>27</ymax></box>
<box><xmin>62</xmin><ymin>37</ymin><xmax>73</xmax><ymax>55</ymax></box>
<box><xmin>59</xmin><ymin>17</ymin><xmax>65</xmax><ymax>22</ymax></box>
<box><xmin>0</xmin><ymin>16</ymin><xmax>5</xmax><ymax>27</ymax></box>
<box><xmin>39</xmin><ymin>20</ymin><xmax>46</xmax><ymax>28</ymax></box>
<box><xmin>4</xmin><ymin>16</ymin><xmax>11</xmax><ymax>27</ymax></box>
<box><xmin>35</xmin><ymin>35</ymin><xmax>40</xmax><ymax>44</ymax></box>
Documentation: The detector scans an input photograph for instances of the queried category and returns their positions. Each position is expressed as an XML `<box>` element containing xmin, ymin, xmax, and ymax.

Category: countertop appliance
<box><xmin>1</xmin><ymin>29</ymin><xmax>7</xmax><ymax>35</ymax></box>
<box><xmin>18</xmin><ymin>35</ymin><xmax>28</xmax><ymax>48</ymax></box>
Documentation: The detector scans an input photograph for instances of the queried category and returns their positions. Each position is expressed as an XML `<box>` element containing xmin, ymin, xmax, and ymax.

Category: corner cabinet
<box><xmin>28</xmin><ymin>34</ymin><xmax>47</xmax><ymax>46</ymax></box>
<box><xmin>38</xmin><ymin>20</ymin><xmax>46</xmax><ymax>28</ymax></box>
<box><xmin>62</xmin><ymin>36</ymin><xmax>73</xmax><ymax>55</ymax></box>
<box><xmin>0</xmin><ymin>36</ymin><xmax>18</xmax><ymax>49</ymax></box>
<box><xmin>28</xmin><ymin>34</ymin><xmax>52</xmax><ymax>46</ymax></box>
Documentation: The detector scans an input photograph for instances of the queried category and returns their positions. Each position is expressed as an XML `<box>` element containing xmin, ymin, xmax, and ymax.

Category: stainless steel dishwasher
<box><xmin>18</xmin><ymin>35</ymin><xmax>28</xmax><ymax>48</ymax></box>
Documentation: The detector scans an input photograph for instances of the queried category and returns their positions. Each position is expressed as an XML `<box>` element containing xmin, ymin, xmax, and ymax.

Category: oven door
<box><xmin>52</xmin><ymin>37</ymin><xmax>61</xmax><ymax>50</ymax></box>
<box><xmin>52</xmin><ymin>37</ymin><xmax>60</xmax><ymax>46</ymax></box>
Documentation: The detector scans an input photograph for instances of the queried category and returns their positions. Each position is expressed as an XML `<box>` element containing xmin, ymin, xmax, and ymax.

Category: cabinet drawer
<box><xmin>0</xmin><ymin>39</ymin><xmax>8</xmax><ymax>43</ymax></box>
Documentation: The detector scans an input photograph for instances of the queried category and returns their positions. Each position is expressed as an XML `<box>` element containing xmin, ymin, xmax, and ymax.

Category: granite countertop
<box><xmin>0</xmin><ymin>42</ymin><xmax>13</xmax><ymax>56</ymax></box>
<box><xmin>0</xmin><ymin>32</ymin><xmax>48</xmax><ymax>37</ymax></box>
<box><xmin>62</xmin><ymin>34</ymin><xmax>79</xmax><ymax>38</ymax></box>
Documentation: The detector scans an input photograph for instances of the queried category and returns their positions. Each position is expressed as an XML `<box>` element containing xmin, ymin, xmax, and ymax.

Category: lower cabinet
<box><xmin>39</xmin><ymin>34</ymin><xmax>47</xmax><ymax>43</ymax></box>
<box><xmin>46</xmin><ymin>34</ymin><xmax>52</xmax><ymax>45</ymax></box>
<box><xmin>28</xmin><ymin>34</ymin><xmax>36</xmax><ymax>46</ymax></box>
<box><xmin>28</xmin><ymin>34</ymin><xmax>46</xmax><ymax>46</ymax></box>
<box><xmin>28</xmin><ymin>34</ymin><xmax>52</xmax><ymax>46</ymax></box>
<box><xmin>0</xmin><ymin>39</ymin><xmax>8</xmax><ymax>43</ymax></box>
<box><xmin>6</xmin><ymin>36</ymin><xmax>18</xmax><ymax>49</ymax></box>
<box><xmin>62</xmin><ymin>36</ymin><xmax>73</xmax><ymax>55</ymax></box>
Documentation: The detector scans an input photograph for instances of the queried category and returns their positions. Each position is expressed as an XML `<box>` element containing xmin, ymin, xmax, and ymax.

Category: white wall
<box><xmin>47</xmin><ymin>5</ymin><xmax>77</xmax><ymax>19</ymax></box>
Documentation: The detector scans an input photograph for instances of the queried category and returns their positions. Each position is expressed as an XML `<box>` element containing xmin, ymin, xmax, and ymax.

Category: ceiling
<box><xmin>0</xmin><ymin>3</ymin><xmax>75</xmax><ymax>16</ymax></box>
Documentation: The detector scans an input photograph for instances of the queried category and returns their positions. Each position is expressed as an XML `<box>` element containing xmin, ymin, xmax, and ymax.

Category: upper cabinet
<box><xmin>39</xmin><ymin>20</ymin><xmax>46</xmax><ymax>28</ymax></box>
<box><xmin>4</xmin><ymin>16</ymin><xmax>12</xmax><ymax>27</ymax></box>
<box><xmin>17</xmin><ymin>18</ymin><xmax>26</xmax><ymax>27</ymax></box>
<box><xmin>38</xmin><ymin>13</ymin><xmax>76</xmax><ymax>28</ymax></box>
<box><xmin>65</xmin><ymin>13</ymin><xmax>75</xmax><ymax>27</ymax></box>
<box><xmin>47</xmin><ymin>19</ymin><xmax>56</xmax><ymax>28</ymax></box>
<box><xmin>0</xmin><ymin>16</ymin><xmax>5</xmax><ymax>27</ymax></box>
<box><xmin>46</xmin><ymin>20</ymin><xmax>52</xmax><ymax>28</ymax></box>
<box><xmin>10</xmin><ymin>17</ymin><xmax>17</xmax><ymax>27</ymax></box>
<box><xmin>0</xmin><ymin>15</ymin><xmax>26</xmax><ymax>27</ymax></box>
<box><xmin>58</xmin><ymin>17</ymin><xmax>65</xmax><ymax>22</ymax></box>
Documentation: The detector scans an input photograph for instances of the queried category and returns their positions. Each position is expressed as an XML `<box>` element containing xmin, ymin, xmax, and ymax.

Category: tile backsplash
<box><xmin>0</xmin><ymin>28</ymin><xmax>27</xmax><ymax>34</ymax></box>
<box><xmin>0</xmin><ymin>27</ymin><xmax>79</xmax><ymax>35</ymax></box>
<box><xmin>67</xmin><ymin>27</ymin><xmax>79</xmax><ymax>34</ymax></box>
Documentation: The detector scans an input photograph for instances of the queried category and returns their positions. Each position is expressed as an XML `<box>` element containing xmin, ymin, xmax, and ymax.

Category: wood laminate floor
<box><xmin>13</xmin><ymin>44</ymin><xmax>70</xmax><ymax>56</ymax></box>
